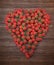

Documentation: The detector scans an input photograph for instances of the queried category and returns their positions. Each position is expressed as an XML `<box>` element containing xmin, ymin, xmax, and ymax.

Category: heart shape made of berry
<box><xmin>5</xmin><ymin>8</ymin><xmax>50</xmax><ymax>59</ymax></box>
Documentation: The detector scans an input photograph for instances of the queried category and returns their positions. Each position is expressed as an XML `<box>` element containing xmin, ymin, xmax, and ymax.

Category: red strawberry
<box><xmin>32</xmin><ymin>45</ymin><xmax>36</xmax><ymax>50</ymax></box>
<box><xmin>25</xmin><ymin>52</ymin><xmax>30</xmax><ymax>59</ymax></box>
<box><xmin>36</xmin><ymin>37</ymin><xmax>42</xmax><ymax>41</ymax></box>
<box><xmin>5</xmin><ymin>8</ymin><xmax>50</xmax><ymax>59</ymax></box>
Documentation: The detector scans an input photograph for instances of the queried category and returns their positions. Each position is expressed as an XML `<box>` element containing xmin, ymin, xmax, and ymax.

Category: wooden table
<box><xmin>0</xmin><ymin>0</ymin><xmax>54</xmax><ymax>65</ymax></box>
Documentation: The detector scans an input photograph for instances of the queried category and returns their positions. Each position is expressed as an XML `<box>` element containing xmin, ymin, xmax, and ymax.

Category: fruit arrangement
<box><xmin>5</xmin><ymin>8</ymin><xmax>50</xmax><ymax>59</ymax></box>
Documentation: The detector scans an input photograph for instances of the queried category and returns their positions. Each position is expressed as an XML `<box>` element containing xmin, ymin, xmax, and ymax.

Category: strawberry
<box><xmin>5</xmin><ymin>8</ymin><xmax>50</xmax><ymax>59</ymax></box>
<box><xmin>12</xmin><ymin>29</ymin><xmax>16</xmax><ymax>33</ymax></box>
<box><xmin>25</xmin><ymin>52</ymin><xmax>30</xmax><ymax>59</ymax></box>
<box><xmin>22</xmin><ymin>45</ymin><xmax>26</xmax><ymax>50</ymax></box>
<box><xmin>32</xmin><ymin>45</ymin><xmax>36</xmax><ymax>50</ymax></box>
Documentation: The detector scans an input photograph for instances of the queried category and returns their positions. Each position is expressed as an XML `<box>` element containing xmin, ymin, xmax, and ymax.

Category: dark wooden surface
<box><xmin>0</xmin><ymin>0</ymin><xmax>54</xmax><ymax>65</ymax></box>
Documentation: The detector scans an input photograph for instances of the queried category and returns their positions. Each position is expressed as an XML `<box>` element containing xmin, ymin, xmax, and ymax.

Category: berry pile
<box><xmin>5</xmin><ymin>8</ymin><xmax>50</xmax><ymax>59</ymax></box>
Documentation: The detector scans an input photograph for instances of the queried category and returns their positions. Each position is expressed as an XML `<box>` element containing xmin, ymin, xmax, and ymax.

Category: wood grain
<box><xmin>0</xmin><ymin>0</ymin><xmax>54</xmax><ymax>65</ymax></box>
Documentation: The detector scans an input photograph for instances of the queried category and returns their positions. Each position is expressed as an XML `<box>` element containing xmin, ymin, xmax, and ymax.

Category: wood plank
<box><xmin>0</xmin><ymin>62</ymin><xmax>54</xmax><ymax>65</ymax></box>
<box><xmin>0</xmin><ymin>22</ymin><xmax>54</xmax><ymax>39</ymax></box>
<box><xmin>0</xmin><ymin>0</ymin><xmax>54</xmax><ymax>65</ymax></box>
<box><xmin>0</xmin><ymin>37</ymin><xmax>54</xmax><ymax>46</ymax></box>
<box><xmin>0</xmin><ymin>8</ymin><xmax>54</xmax><ymax>24</ymax></box>
<box><xmin>0</xmin><ymin>0</ymin><xmax>54</xmax><ymax>3</ymax></box>
<box><xmin>0</xmin><ymin>3</ymin><xmax>54</xmax><ymax>8</ymax></box>
<box><xmin>0</xmin><ymin>39</ymin><xmax>54</xmax><ymax>61</ymax></box>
